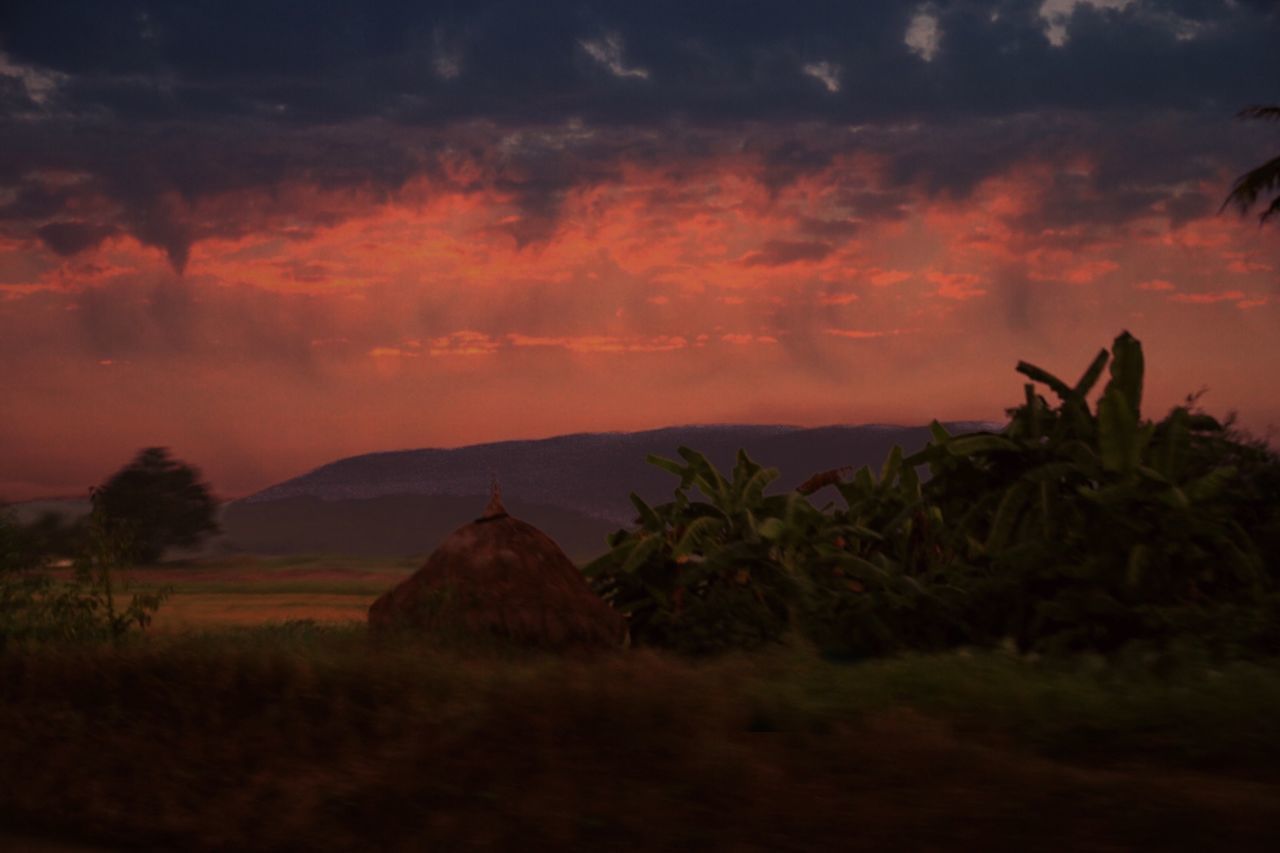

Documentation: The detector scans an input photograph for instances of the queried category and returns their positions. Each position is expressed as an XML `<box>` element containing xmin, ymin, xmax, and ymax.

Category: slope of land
<box><xmin>6</xmin><ymin>423</ymin><xmax>997</xmax><ymax>560</ymax></box>
<box><xmin>220</xmin><ymin>494</ymin><xmax>618</xmax><ymax>561</ymax></box>
<box><xmin>239</xmin><ymin>423</ymin><xmax>983</xmax><ymax>519</ymax></box>
<box><xmin>221</xmin><ymin>423</ymin><xmax>992</xmax><ymax>558</ymax></box>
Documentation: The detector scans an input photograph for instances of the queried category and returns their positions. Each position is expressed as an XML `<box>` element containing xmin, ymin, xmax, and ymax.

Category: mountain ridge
<box><xmin>236</xmin><ymin>422</ymin><xmax>999</xmax><ymax>523</ymax></box>
<box><xmin>12</xmin><ymin>422</ymin><xmax>1005</xmax><ymax>561</ymax></box>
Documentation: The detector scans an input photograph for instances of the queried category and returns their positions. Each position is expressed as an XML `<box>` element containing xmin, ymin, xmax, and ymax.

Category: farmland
<box><xmin>105</xmin><ymin>556</ymin><xmax>415</xmax><ymax>630</ymax></box>
<box><xmin>2</xmin><ymin>559</ymin><xmax>1280</xmax><ymax>851</ymax></box>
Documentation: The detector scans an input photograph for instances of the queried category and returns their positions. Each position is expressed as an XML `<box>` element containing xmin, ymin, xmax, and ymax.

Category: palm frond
<box><xmin>1237</xmin><ymin>105</ymin><xmax>1280</xmax><ymax>122</ymax></box>
<box><xmin>1265</xmin><ymin>195</ymin><xmax>1280</xmax><ymax>223</ymax></box>
<box><xmin>1222</xmin><ymin>155</ymin><xmax>1280</xmax><ymax>221</ymax></box>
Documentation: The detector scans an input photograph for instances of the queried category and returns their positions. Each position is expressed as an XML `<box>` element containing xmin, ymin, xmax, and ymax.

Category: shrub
<box><xmin>799</xmin><ymin>445</ymin><xmax>965</xmax><ymax>657</ymax></box>
<box><xmin>0</xmin><ymin>495</ymin><xmax>168</xmax><ymax>647</ymax></box>
<box><xmin>590</xmin><ymin>330</ymin><xmax>1279</xmax><ymax>659</ymax></box>
<box><xmin>585</xmin><ymin>448</ymin><xmax>951</xmax><ymax>656</ymax></box>
<box><xmin>909</xmin><ymin>331</ymin><xmax>1277</xmax><ymax>655</ymax></box>
<box><xmin>585</xmin><ymin>449</ymin><xmax>802</xmax><ymax>653</ymax></box>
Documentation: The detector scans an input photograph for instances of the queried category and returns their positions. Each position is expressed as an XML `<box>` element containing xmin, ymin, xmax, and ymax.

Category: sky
<box><xmin>1</xmin><ymin>0</ymin><xmax>1278</xmax><ymax>500</ymax></box>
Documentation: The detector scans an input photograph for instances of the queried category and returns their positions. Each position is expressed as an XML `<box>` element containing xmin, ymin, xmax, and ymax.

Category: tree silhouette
<box><xmin>95</xmin><ymin>448</ymin><xmax>219</xmax><ymax>564</ymax></box>
<box><xmin>1224</xmin><ymin>105</ymin><xmax>1280</xmax><ymax>223</ymax></box>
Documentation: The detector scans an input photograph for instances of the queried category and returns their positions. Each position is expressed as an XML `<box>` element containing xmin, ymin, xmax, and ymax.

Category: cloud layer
<box><xmin>1</xmin><ymin>0</ymin><xmax>1277</xmax><ymax>497</ymax></box>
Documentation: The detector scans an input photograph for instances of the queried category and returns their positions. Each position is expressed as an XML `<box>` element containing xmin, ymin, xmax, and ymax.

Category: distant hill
<box><xmin>224</xmin><ymin>423</ymin><xmax>995</xmax><ymax>560</ymax></box>
<box><xmin>221</xmin><ymin>494</ymin><xmax>618</xmax><ymax>562</ymax></box>
<box><xmin>5</xmin><ymin>424</ymin><xmax>998</xmax><ymax>561</ymax></box>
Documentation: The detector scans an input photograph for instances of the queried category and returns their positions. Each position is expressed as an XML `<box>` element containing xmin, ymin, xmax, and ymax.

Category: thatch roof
<box><xmin>368</xmin><ymin>489</ymin><xmax>625</xmax><ymax>649</ymax></box>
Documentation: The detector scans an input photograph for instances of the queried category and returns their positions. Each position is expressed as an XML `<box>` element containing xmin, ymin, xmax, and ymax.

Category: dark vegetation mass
<box><xmin>3</xmin><ymin>633</ymin><xmax>1280</xmax><ymax>851</ymax></box>
<box><xmin>587</xmin><ymin>332</ymin><xmax>1280</xmax><ymax>658</ymax></box>
<box><xmin>2</xmin><ymin>330</ymin><xmax>1277</xmax><ymax>657</ymax></box>
<box><xmin>1224</xmin><ymin>104</ymin><xmax>1280</xmax><ymax>223</ymax></box>
<box><xmin>1</xmin><ymin>447</ymin><xmax>219</xmax><ymax>646</ymax></box>
<box><xmin>94</xmin><ymin>447</ymin><xmax>220</xmax><ymax>564</ymax></box>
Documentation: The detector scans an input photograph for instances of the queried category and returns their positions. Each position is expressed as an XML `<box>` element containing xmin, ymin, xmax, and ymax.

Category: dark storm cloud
<box><xmin>28</xmin><ymin>274</ymin><xmax>364</xmax><ymax>371</ymax></box>
<box><xmin>0</xmin><ymin>118</ymin><xmax>434</xmax><ymax>270</ymax></box>
<box><xmin>4</xmin><ymin>0</ymin><xmax>1275</xmax><ymax>123</ymax></box>
<box><xmin>0</xmin><ymin>0</ymin><xmax>1275</xmax><ymax>268</ymax></box>
<box><xmin>741</xmin><ymin>240</ymin><xmax>833</xmax><ymax>267</ymax></box>
<box><xmin>36</xmin><ymin>220</ymin><xmax>116</xmax><ymax>256</ymax></box>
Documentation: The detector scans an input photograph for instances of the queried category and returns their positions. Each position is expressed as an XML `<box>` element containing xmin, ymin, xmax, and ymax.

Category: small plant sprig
<box><xmin>76</xmin><ymin>488</ymin><xmax>171</xmax><ymax>643</ymax></box>
<box><xmin>0</xmin><ymin>491</ymin><xmax>170</xmax><ymax>647</ymax></box>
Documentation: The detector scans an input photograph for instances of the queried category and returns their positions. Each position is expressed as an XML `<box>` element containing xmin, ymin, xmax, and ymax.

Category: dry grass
<box><xmin>47</xmin><ymin>555</ymin><xmax>413</xmax><ymax>631</ymax></box>
<box><xmin>150</xmin><ymin>593</ymin><xmax>375</xmax><ymax>630</ymax></box>
<box><xmin>2</xmin><ymin>634</ymin><xmax>1280</xmax><ymax>851</ymax></box>
<box><xmin>4</xmin><ymin>558</ymin><xmax>1280</xmax><ymax>850</ymax></box>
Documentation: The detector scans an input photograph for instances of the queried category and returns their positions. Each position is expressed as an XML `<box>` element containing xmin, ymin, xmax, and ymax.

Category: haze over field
<box><xmin>9</xmin><ymin>424</ymin><xmax>966</xmax><ymax>559</ymax></box>
<box><xmin>222</xmin><ymin>423</ymin><xmax>969</xmax><ymax>558</ymax></box>
<box><xmin>1</xmin><ymin>1</ymin><xmax>1277</xmax><ymax>499</ymax></box>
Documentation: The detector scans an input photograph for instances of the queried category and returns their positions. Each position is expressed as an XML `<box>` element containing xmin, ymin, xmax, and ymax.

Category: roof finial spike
<box><xmin>481</xmin><ymin>471</ymin><xmax>507</xmax><ymax>519</ymax></box>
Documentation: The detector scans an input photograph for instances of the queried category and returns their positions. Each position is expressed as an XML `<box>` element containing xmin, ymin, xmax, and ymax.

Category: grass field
<box><xmin>56</xmin><ymin>555</ymin><xmax>418</xmax><ymax>630</ymax></box>
<box><xmin>5</xmin><ymin>556</ymin><xmax>1280</xmax><ymax>851</ymax></box>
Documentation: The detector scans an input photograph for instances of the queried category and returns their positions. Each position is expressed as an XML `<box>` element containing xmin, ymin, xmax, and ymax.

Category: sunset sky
<box><xmin>2</xmin><ymin>0</ymin><xmax>1278</xmax><ymax>500</ymax></box>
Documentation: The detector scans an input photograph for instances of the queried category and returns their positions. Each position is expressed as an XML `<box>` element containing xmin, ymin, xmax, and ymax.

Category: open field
<box><xmin>4</xmin><ymin>557</ymin><xmax>1280</xmax><ymax>851</ymax></box>
<box><xmin>51</xmin><ymin>555</ymin><xmax>418</xmax><ymax>630</ymax></box>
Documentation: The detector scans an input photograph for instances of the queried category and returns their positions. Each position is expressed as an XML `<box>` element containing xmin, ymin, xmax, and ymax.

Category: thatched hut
<box><xmin>368</xmin><ymin>488</ymin><xmax>625</xmax><ymax>648</ymax></box>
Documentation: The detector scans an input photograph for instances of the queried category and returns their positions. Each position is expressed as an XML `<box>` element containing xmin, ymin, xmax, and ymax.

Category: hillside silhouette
<box><xmin>223</xmin><ymin>423</ymin><xmax>993</xmax><ymax>559</ymax></box>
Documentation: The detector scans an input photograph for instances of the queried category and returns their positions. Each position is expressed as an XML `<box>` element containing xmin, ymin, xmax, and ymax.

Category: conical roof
<box><xmin>368</xmin><ymin>488</ymin><xmax>625</xmax><ymax>648</ymax></box>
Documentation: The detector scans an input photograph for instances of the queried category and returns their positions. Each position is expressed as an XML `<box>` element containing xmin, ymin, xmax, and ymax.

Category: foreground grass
<box><xmin>3</xmin><ymin>627</ymin><xmax>1280</xmax><ymax>851</ymax></box>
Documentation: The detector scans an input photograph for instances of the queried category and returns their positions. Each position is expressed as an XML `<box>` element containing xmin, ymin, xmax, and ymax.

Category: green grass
<box><xmin>143</xmin><ymin>581</ymin><xmax>394</xmax><ymax>595</ymax></box>
<box><xmin>3</xmin><ymin>627</ymin><xmax>1280</xmax><ymax>850</ymax></box>
<box><xmin>4</xmin><ymin>557</ymin><xmax>1280</xmax><ymax>850</ymax></box>
<box><xmin>41</xmin><ymin>555</ymin><xmax>417</xmax><ymax>630</ymax></box>
<box><xmin>162</xmin><ymin>554</ymin><xmax>425</xmax><ymax>571</ymax></box>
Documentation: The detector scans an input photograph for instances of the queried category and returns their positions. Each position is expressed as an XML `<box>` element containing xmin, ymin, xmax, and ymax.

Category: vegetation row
<box><xmin>3</xmin><ymin>331</ymin><xmax>1278</xmax><ymax>661</ymax></box>
<box><xmin>586</xmin><ymin>332</ymin><xmax>1280</xmax><ymax>657</ymax></box>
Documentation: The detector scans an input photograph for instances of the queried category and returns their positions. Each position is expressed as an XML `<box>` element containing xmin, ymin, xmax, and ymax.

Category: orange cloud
<box><xmin>926</xmin><ymin>271</ymin><xmax>987</xmax><ymax>301</ymax></box>
<box><xmin>824</xmin><ymin>328</ymin><xmax>906</xmax><ymax>339</ymax></box>
<box><xmin>817</xmin><ymin>292</ymin><xmax>860</xmax><ymax>305</ymax></box>
<box><xmin>866</xmin><ymin>268</ymin><xmax>912</xmax><ymax>287</ymax></box>
<box><xmin>4</xmin><ymin>147</ymin><xmax>1280</xmax><ymax>499</ymax></box>
<box><xmin>506</xmin><ymin>333</ymin><xmax>689</xmax><ymax>353</ymax></box>
<box><xmin>428</xmin><ymin>331</ymin><xmax>501</xmax><ymax>356</ymax></box>
<box><xmin>1168</xmin><ymin>290</ymin><xmax>1246</xmax><ymax>304</ymax></box>
<box><xmin>720</xmin><ymin>333</ymin><xmax>779</xmax><ymax>345</ymax></box>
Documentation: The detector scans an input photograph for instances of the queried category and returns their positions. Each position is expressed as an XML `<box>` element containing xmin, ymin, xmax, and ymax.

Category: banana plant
<box><xmin>798</xmin><ymin>444</ymin><xmax>966</xmax><ymax>656</ymax></box>
<box><xmin>908</xmin><ymin>331</ymin><xmax>1266</xmax><ymax>652</ymax></box>
<box><xmin>585</xmin><ymin>448</ymin><xmax>819</xmax><ymax>653</ymax></box>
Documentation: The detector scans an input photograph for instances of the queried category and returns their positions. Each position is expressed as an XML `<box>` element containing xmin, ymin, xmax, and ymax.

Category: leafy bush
<box><xmin>585</xmin><ymin>449</ymin><xmax>804</xmax><ymax>653</ymax></box>
<box><xmin>909</xmin><ymin>331</ymin><xmax>1278</xmax><ymax>655</ymax></box>
<box><xmin>585</xmin><ymin>447</ymin><xmax>952</xmax><ymax>656</ymax></box>
<box><xmin>590</xmin><ymin>331</ymin><xmax>1279</xmax><ymax>659</ymax></box>
<box><xmin>0</xmin><ymin>494</ymin><xmax>169</xmax><ymax>647</ymax></box>
<box><xmin>800</xmin><ymin>446</ymin><xmax>965</xmax><ymax>657</ymax></box>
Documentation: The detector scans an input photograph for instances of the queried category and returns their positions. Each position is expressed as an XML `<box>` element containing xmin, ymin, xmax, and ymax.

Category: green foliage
<box><xmin>1223</xmin><ymin>104</ymin><xmax>1280</xmax><ymax>223</ymax></box>
<box><xmin>0</xmin><ymin>508</ymin><xmax>86</xmax><ymax>565</ymax></box>
<box><xmin>95</xmin><ymin>447</ymin><xmax>219</xmax><ymax>563</ymax></box>
<box><xmin>5</xmin><ymin>639</ymin><xmax>1280</xmax><ymax>850</ymax></box>
<box><xmin>0</xmin><ymin>509</ymin><xmax>55</xmax><ymax>646</ymax></box>
<box><xmin>802</xmin><ymin>445</ymin><xmax>963</xmax><ymax>657</ymax></box>
<box><xmin>586</xmin><ymin>446</ymin><xmax>954</xmax><ymax>656</ymax></box>
<box><xmin>0</xmin><ymin>495</ymin><xmax>169</xmax><ymax>647</ymax></box>
<box><xmin>585</xmin><ymin>449</ymin><xmax>803</xmax><ymax>653</ymax></box>
<box><xmin>590</xmin><ymin>330</ymin><xmax>1278</xmax><ymax>659</ymax></box>
<box><xmin>909</xmin><ymin>331</ymin><xmax>1277</xmax><ymax>654</ymax></box>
